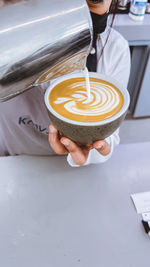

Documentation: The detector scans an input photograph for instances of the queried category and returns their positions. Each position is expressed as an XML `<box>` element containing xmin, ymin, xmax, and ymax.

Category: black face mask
<box><xmin>90</xmin><ymin>11</ymin><xmax>109</xmax><ymax>38</ymax></box>
<box><xmin>86</xmin><ymin>11</ymin><xmax>109</xmax><ymax>72</ymax></box>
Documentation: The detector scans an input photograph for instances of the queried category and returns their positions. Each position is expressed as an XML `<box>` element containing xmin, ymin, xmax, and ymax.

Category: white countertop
<box><xmin>0</xmin><ymin>142</ymin><xmax>150</xmax><ymax>267</ymax></box>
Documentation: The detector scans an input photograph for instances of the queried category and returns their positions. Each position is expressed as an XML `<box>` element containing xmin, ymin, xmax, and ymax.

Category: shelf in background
<box><xmin>111</xmin><ymin>14</ymin><xmax>150</xmax><ymax>42</ymax></box>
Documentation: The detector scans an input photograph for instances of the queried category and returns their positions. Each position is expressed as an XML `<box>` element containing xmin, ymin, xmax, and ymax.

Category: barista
<box><xmin>0</xmin><ymin>0</ymin><xmax>130</xmax><ymax>166</ymax></box>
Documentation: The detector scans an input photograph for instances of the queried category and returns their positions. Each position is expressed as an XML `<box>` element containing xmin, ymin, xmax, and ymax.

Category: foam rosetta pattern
<box><xmin>49</xmin><ymin>78</ymin><xmax>124</xmax><ymax>122</ymax></box>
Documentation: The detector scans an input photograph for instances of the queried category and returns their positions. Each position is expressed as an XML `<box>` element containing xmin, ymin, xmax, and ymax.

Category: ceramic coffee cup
<box><xmin>45</xmin><ymin>72</ymin><xmax>130</xmax><ymax>145</ymax></box>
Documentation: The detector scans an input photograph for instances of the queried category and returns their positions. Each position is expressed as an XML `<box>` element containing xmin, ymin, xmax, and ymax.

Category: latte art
<box><xmin>49</xmin><ymin>77</ymin><xmax>124</xmax><ymax>122</ymax></box>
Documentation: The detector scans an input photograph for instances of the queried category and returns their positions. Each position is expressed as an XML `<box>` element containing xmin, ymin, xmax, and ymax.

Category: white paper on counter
<box><xmin>131</xmin><ymin>191</ymin><xmax>150</xmax><ymax>214</ymax></box>
<box><xmin>142</xmin><ymin>212</ymin><xmax>150</xmax><ymax>222</ymax></box>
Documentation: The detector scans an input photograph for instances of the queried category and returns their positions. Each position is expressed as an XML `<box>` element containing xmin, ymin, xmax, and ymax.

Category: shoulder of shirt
<box><xmin>100</xmin><ymin>26</ymin><xmax>129</xmax><ymax>51</ymax></box>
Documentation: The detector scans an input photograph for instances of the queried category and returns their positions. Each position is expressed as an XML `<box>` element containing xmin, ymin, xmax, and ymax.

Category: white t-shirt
<box><xmin>0</xmin><ymin>27</ymin><xmax>131</xmax><ymax>166</ymax></box>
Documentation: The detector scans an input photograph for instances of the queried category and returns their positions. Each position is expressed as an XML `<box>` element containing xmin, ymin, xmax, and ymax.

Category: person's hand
<box><xmin>49</xmin><ymin>124</ymin><xmax>111</xmax><ymax>166</ymax></box>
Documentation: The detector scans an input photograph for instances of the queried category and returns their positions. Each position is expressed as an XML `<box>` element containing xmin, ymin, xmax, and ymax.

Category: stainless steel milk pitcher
<box><xmin>0</xmin><ymin>0</ymin><xmax>92</xmax><ymax>101</ymax></box>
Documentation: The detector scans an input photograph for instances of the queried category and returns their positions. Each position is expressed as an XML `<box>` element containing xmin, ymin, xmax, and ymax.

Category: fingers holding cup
<box><xmin>61</xmin><ymin>137</ymin><xmax>91</xmax><ymax>165</ymax></box>
<box><xmin>49</xmin><ymin>124</ymin><xmax>68</xmax><ymax>155</ymax></box>
<box><xmin>93</xmin><ymin>140</ymin><xmax>111</xmax><ymax>156</ymax></box>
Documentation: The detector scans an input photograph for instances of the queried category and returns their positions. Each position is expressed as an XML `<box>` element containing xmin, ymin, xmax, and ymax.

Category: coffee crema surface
<box><xmin>49</xmin><ymin>77</ymin><xmax>124</xmax><ymax>123</ymax></box>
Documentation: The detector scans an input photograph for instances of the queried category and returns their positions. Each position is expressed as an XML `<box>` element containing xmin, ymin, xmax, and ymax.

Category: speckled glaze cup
<box><xmin>44</xmin><ymin>72</ymin><xmax>130</xmax><ymax>145</ymax></box>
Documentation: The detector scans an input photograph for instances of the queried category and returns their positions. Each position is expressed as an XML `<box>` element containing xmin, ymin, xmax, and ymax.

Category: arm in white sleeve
<box><xmin>67</xmin><ymin>128</ymin><xmax>120</xmax><ymax>167</ymax></box>
<box><xmin>107</xmin><ymin>35</ymin><xmax>131</xmax><ymax>89</ymax></box>
<box><xmin>111</xmin><ymin>45</ymin><xmax>131</xmax><ymax>89</ymax></box>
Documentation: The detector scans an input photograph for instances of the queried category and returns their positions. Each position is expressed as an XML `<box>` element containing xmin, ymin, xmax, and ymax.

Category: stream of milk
<box><xmin>83</xmin><ymin>67</ymin><xmax>91</xmax><ymax>100</ymax></box>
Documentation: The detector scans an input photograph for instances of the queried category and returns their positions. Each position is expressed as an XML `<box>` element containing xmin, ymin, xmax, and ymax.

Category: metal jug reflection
<box><xmin>0</xmin><ymin>0</ymin><xmax>92</xmax><ymax>101</ymax></box>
